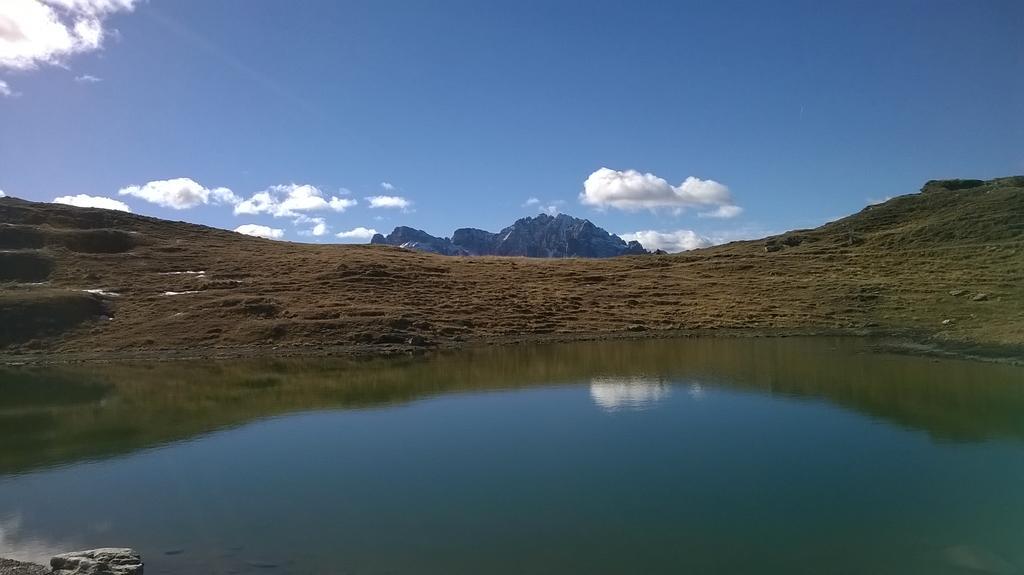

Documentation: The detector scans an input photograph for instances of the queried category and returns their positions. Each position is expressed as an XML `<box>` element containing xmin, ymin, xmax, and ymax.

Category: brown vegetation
<box><xmin>0</xmin><ymin>176</ymin><xmax>1021</xmax><ymax>362</ymax></box>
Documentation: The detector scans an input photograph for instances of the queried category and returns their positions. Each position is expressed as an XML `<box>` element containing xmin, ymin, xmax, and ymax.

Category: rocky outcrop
<box><xmin>50</xmin><ymin>549</ymin><xmax>142</xmax><ymax>575</ymax></box>
<box><xmin>369</xmin><ymin>226</ymin><xmax>467</xmax><ymax>255</ymax></box>
<box><xmin>371</xmin><ymin>213</ymin><xmax>650</xmax><ymax>258</ymax></box>
<box><xmin>449</xmin><ymin>227</ymin><xmax>496</xmax><ymax>254</ymax></box>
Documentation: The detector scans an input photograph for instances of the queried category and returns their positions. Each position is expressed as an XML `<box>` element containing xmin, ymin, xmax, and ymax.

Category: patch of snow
<box><xmin>161</xmin><ymin>291</ymin><xmax>200</xmax><ymax>296</ymax></box>
<box><xmin>158</xmin><ymin>271</ymin><xmax>206</xmax><ymax>276</ymax></box>
<box><xmin>82</xmin><ymin>289</ymin><xmax>120</xmax><ymax>297</ymax></box>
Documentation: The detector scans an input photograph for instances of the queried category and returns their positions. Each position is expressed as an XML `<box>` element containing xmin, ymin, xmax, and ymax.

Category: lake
<box><xmin>2</xmin><ymin>338</ymin><xmax>1023</xmax><ymax>574</ymax></box>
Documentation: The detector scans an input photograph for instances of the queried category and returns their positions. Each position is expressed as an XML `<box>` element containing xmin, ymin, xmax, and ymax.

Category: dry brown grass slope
<box><xmin>0</xmin><ymin>176</ymin><xmax>1021</xmax><ymax>362</ymax></box>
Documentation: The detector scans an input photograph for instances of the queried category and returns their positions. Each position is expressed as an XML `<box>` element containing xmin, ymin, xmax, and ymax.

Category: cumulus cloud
<box><xmin>523</xmin><ymin>197</ymin><xmax>540</xmax><ymax>206</ymax></box>
<box><xmin>335</xmin><ymin>226</ymin><xmax>378</xmax><ymax>241</ymax></box>
<box><xmin>0</xmin><ymin>79</ymin><xmax>12</xmax><ymax>96</ymax></box>
<box><xmin>234</xmin><ymin>224</ymin><xmax>283</xmax><ymax>239</ymax></box>
<box><xmin>366</xmin><ymin>195</ymin><xmax>410</xmax><ymax>209</ymax></box>
<box><xmin>380</xmin><ymin>181</ymin><xmax>395</xmax><ymax>191</ymax></box>
<box><xmin>53</xmin><ymin>193</ymin><xmax>130</xmax><ymax>212</ymax></box>
<box><xmin>0</xmin><ymin>0</ymin><xmax>136</xmax><ymax>72</ymax></box>
<box><xmin>620</xmin><ymin>229</ymin><xmax>712</xmax><ymax>253</ymax></box>
<box><xmin>235</xmin><ymin>184</ymin><xmax>355</xmax><ymax>218</ymax></box>
<box><xmin>581</xmin><ymin>167</ymin><xmax>740</xmax><ymax>217</ymax></box>
<box><xmin>73</xmin><ymin>73</ymin><xmax>100</xmax><ymax>82</ymax></box>
<box><xmin>119</xmin><ymin>177</ymin><xmax>239</xmax><ymax>210</ymax></box>
<box><xmin>0</xmin><ymin>189</ymin><xmax>6</xmax><ymax>197</ymax></box>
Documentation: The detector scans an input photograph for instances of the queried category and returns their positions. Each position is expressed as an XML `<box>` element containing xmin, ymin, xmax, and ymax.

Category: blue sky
<box><xmin>1</xmin><ymin>0</ymin><xmax>1021</xmax><ymax>251</ymax></box>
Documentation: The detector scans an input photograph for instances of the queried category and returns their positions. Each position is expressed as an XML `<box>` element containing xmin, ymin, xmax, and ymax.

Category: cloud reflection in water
<box><xmin>589</xmin><ymin>377</ymin><xmax>670</xmax><ymax>412</ymax></box>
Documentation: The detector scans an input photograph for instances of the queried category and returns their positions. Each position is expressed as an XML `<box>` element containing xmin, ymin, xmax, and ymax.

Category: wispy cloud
<box><xmin>295</xmin><ymin>216</ymin><xmax>329</xmax><ymax>237</ymax></box>
<box><xmin>74</xmin><ymin>73</ymin><xmax>102</xmax><ymax>83</ymax></box>
<box><xmin>0</xmin><ymin>79</ymin><xmax>13</xmax><ymax>97</ymax></box>
<box><xmin>380</xmin><ymin>181</ymin><xmax>395</xmax><ymax>191</ymax></box>
<box><xmin>524</xmin><ymin>197</ymin><xmax>562</xmax><ymax>215</ymax></box>
<box><xmin>706</xmin><ymin>225</ymin><xmax>776</xmax><ymax>245</ymax></box>
<box><xmin>698</xmin><ymin>204</ymin><xmax>743</xmax><ymax>218</ymax></box>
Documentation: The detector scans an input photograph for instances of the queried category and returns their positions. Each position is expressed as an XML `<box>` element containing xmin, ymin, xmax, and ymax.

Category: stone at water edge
<box><xmin>50</xmin><ymin>548</ymin><xmax>142</xmax><ymax>575</ymax></box>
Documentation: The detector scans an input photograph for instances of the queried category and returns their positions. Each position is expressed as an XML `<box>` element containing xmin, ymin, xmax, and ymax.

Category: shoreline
<box><xmin>0</xmin><ymin>558</ymin><xmax>47</xmax><ymax>575</ymax></box>
<box><xmin>3</xmin><ymin>327</ymin><xmax>1022</xmax><ymax>368</ymax></box>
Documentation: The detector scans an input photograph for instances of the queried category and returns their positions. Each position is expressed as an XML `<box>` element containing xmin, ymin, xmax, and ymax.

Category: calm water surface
<box><xmin>1</xmin><ymin>338</ymin><xmax>1023</xmax><ymax>574</ymax></box>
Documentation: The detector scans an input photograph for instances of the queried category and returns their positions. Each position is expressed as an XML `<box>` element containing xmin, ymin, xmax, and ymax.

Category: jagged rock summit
<box><xmin>370</xmin><ymin>213</ymin><xmax>648</xmax><ymax>258</ymax></box>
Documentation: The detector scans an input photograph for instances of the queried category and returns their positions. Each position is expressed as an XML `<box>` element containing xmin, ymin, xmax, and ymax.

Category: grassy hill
<box><xmin>1</xmin><ymin>176</ymin><xmax>1022</xmax><ymax>362</ymax></box>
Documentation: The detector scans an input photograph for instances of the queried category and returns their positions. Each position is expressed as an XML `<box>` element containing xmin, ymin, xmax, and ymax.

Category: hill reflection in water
<box><xmin>2</xmin><ymin>337</ymin><xmax>1023</xmax><ymax>476</ymax></box>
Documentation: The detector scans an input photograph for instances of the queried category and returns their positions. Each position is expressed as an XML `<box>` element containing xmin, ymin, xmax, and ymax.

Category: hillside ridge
<box><xmin>1</xmin><ymin>176</ymin><xmax>1021</xmax><ymax>362</ymax></box>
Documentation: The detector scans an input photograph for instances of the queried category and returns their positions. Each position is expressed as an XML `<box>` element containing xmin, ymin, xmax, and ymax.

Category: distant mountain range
<box><xmin>370</xmin><ymin>213</ymin><xmax>653</xmax><ymax>258</ymax></box>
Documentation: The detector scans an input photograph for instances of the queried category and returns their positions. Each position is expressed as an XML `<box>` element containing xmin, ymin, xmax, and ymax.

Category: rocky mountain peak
<box><xmin>371</xmin><ymin>213</ymin><xmax>648</xmax><ymax>258</ymax></box>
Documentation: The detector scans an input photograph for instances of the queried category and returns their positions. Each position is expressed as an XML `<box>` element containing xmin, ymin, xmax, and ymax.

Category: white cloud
<box><xmin>541</xmin><ymin>204</ymin><xmax>559</xmax><ymax>216</ymax></box>
<box><xmin>53</xmin><ymin>193</ymin><xmax>130</xmax><ymax>212</ymax></box>
<box><xmin>235</xmin><ymin>183</ymin><xmax>355</xmax><ymax>217</ymax></box>
<box><xmin>580</xmin><ymin>167</ymin><xmax>740</xmax><ymax>217</ymax></box>
<box><xmin>119</xmin><ymin>177</ymin><xmax>239</xmax><ymax>210</ymax></box>
<box><xmin>0</xmin><ymin>189</ymin><xmax>6</xmax><ymax>197</ymax></box>
<box><xmin>329</xmin><ymin>196</ymin><xmax>357</xmax><ymax>211</ymax></box>
<box><xmin>0</xmin><ymin>79</ymin><xmax>11</xmax><ymax>96</ymax></box>
<box><xmin>335</xmin><ymin>226</ymin><xmax>378</xmax><ymax>241</ymax></box>
<box><xmin>0</xmin><ymin>0</ymin><xmax>137</xmax><ymax>71</ymax></box>
<box><xmin>380</xmin><ymin>181</ymin><xmax>395</xmax><ymax>191</ymax></box>
<box><xmin>523</xmin><ymin>197</ymin><xmax>540</xmax><ymax>206</ymax></box>
<box><xmin>620</xmin><ymin>229</ymin><xmax>712</xmax><ymax>253</ymax></box>
<box><xmin>365</xmin><ymin>195</ymin><xmax>410</xmax><ymax>209</ymax></box>
<box><xmin>699</xmin><ymin>204</ymin><xmax>743</xmax><ymax>218</ymax></box>
<box><xmin>295</xmin><ymin>216</ymin><xmax>329</xmax><ymax>237</ymax></box>
<box><xmin>234</xmin><ymin>224</ymin><xmax>283</xmax><ymax>240</ymax></box>
<box><xmin>73</xmin><ymin>73</ymin><xmax>100</xmax><ymax>82</ymax></box>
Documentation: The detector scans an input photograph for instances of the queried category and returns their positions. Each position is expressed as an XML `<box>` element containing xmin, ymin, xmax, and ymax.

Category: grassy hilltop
<box><xmin>1</xmin><ymin>176</ymin><xmax>1022</xmax><ymax>362</ymax></box>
